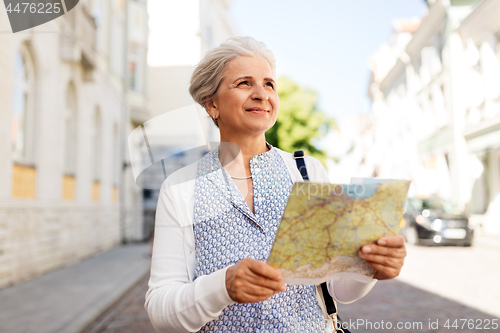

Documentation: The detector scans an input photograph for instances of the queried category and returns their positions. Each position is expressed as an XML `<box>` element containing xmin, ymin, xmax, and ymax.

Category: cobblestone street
<box><xmin>340</xmin><ymin>278</ymin><xmax>499</xmax><ymax>333</ymax></box>
<box><xmin>83</xmin><ymin>275</ymin><xmax>156</xmax><ymax>333</ymax></box>
<box><xmin>340</xmin><ymin>241</ymin><xmax>500</xmax><ymax>333</ymax></box>
<box><xmin>85</xmin><ymin>241</ymin><xmax>500</xmax><ymax>333</ymax></box>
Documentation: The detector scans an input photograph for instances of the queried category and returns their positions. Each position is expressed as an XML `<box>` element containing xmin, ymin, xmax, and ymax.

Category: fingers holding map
<box><xmin>359</xmin><ymin>235</ymin><xmax>407</xmax><ymax>280</ymax></box>
<box><xmin>266</xmin><ymin>179</ymin><xmax>411</xmax><ymax>285</ymax></box>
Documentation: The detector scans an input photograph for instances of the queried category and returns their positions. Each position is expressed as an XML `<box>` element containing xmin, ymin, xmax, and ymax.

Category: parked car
<box><xmin>400</xmin><ymin>197</ymin><xmax>474</xmax><ymax>246</ymax></box>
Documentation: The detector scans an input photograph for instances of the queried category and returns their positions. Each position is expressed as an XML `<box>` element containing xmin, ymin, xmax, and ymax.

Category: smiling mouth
<box><xmin>246</xmin><ymin>108</ymin><xmax>269</xmax><ymax>113</ymax></box>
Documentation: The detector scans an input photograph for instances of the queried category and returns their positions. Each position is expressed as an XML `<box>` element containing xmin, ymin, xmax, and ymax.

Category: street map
<box><xmin>267</xmin><ymin>179</ymin><xmax>411</xmax><ymax>285</ymax></box>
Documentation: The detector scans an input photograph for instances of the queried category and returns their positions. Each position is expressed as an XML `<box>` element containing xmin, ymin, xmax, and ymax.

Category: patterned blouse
<box><xmin>192</xmin><ymin>145</ymin><xmax>326</xmax><ymax>332</ymax></box>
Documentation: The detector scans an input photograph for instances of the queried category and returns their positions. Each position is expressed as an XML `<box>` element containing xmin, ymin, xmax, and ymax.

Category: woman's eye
<box><xmin>237</xmin><ymin>81</ymin><xmax>250</xmax><ymax>86</ymax></box>
<box><xmin>266</xmin><ymin>82</ymin><xmax>275</xmax><ymax>89</ymax></box>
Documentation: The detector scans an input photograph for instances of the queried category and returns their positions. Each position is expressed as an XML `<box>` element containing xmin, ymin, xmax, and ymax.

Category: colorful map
<box><xmin>267</xmin><ymin>179</ymin><xmax>411</xmax><ymax>285</ymax></box>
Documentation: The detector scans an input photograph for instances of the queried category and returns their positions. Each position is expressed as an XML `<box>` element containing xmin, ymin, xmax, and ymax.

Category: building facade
<box><xmin>141</xmin><ymin>0</ymin><xmax>238</xmax><ymax>235</ymax></box>
<box><xmin>457</xmin><ymin>0</ymin><xmax>500</xmax><ymax>234</ymax></box>
<box><xmin>0</xmin><ymin>0</ymin><xmax>149</xmax><ymax>288</ymax></box>
<box><xmin>354</xmin><ymin>0</ymin><xmax>500</xmax><ymax>235</ymax></box>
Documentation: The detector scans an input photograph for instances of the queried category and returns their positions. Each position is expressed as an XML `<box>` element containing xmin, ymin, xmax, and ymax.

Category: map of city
<box><xmin>267</xmin><ymin>179</ymin><xmax>411</xmax><ymax>285</ymax></box>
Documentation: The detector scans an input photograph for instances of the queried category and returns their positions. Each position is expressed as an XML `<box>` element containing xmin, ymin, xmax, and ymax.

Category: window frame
<box><xmin>11</xmin><ymin>44</ymin><xmax>37</xmax><ymax>166</ymax></box>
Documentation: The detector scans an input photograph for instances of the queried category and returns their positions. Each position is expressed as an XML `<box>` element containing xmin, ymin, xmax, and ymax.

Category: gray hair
<box><xmin>189</xmin><ymin>36</ymin><xmax>276</xmax><ymax>127</ymax></box>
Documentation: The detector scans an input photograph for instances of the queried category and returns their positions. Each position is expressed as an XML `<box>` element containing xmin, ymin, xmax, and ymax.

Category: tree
<box><xmin>266</xmin><ymin>76</ymin><xmax>335</xmax><ymax>164</ymax></box>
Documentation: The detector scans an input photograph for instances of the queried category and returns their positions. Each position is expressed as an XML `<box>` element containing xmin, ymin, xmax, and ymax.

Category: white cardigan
<box><xmin>145</xmin><ymin>148</ymin><xmax>376</xmax><ymax>333</ymax></box>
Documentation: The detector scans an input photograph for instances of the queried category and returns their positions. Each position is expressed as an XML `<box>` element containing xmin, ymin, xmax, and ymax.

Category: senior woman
<box><xmin>145</xmin><ymin>36</ymin><xmax>406</xmax><ymax>332</ymax></box>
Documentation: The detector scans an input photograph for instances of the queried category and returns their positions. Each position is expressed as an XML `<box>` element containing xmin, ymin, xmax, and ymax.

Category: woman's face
<box><xmin>207</xmin><ymin>56</ymin><xmax>279</xmax><ymax>137</ymax></box>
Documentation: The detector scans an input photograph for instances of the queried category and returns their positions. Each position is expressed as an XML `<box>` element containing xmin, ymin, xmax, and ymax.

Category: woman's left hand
<box><xmin>358</xmin><ymin>235</ymin><xmax>406</xmax><ymax>280</ymax></box>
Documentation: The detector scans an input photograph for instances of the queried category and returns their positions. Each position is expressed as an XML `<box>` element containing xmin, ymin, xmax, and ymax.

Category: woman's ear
<box><xmin>204</xmin><ymin>97</ymin><xmax>219</xmax><ymax>119</ymax></box>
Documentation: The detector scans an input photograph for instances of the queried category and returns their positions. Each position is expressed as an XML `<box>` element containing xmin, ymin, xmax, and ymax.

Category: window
<box><xmin>91</xmin><ymin>108</ymin><xmax>102</xmax><ymax>202</ymax></box>
<box><xmin>128</xmin><ymin>44</ymin><xmax>137</xmax><ymax>90</ymax></box>
<box><xmin>92</xmin><ymin>108</ymin><xmax>102</xmax><ymax>181</ymax></box>
<box><xmin>61</xmin><ymin>82</ymin><xmax>78</xmax><ymax>200</ymax></box>
<box><xmin>113</xmin><ymin>123</ymin><xmax>119</xmax><ymax>185</ymax></box>
<box><xmin>128</xmin><ymin>43</ymin><xmax>144</xmax><ymax>91</ymax></box>
<box><xmin>11</xmin><ymin>44</ymin><xmax>37</xmax><ymax>199</ymax></box>
<box><xmin>11</xmin><ymin>46</ymin><xmax>35</xmax><ymax>162</ymax></box>
<box><xmin>112</xmin><ymin>123</ymin><xmax>119</xmax><ymax>203</ymax></box>
<box><xmin>64</xmin><ymin>82</ymin><xmax>78</xmax><ymax>175</ymax></box>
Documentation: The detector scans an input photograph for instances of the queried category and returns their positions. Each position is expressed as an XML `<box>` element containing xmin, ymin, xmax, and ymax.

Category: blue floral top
<box><xmin>193</xmin><ymin>145</ymin><xmax>326</xmax><ymax>332</ymax></box>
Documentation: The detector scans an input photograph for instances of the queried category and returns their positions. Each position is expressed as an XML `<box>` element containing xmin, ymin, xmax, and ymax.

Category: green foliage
<box><xmin>266</xmin><ymin>76</ymin><xmax>336</xmax><ymax>164</ymax></box>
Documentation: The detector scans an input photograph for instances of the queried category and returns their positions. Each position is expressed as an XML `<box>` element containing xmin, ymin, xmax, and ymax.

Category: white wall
<box><xmin>0</xmin><ymin>0</ymin><xmax>145</xmax><ymax>288</ymax></box>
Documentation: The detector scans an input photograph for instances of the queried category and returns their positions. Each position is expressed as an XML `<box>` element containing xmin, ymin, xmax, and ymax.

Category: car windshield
<box><xmin>409</xmin><ymin>198</ymin><xmax>462</xmax><ymax>215</ymax></box>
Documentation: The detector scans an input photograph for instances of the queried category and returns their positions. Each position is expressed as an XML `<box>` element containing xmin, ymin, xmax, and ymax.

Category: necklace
<box><xmin>230</xmin><ymin>175</ymin><xmax>252</xmax><ymax>180</ymax></box>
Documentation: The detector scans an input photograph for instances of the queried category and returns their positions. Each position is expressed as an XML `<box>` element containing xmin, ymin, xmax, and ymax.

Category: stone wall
<box><xmin>0</xmin><ymin>205</ymin><xmax>119</xmax><ymax>288</ymax></box>
<box><xmin>0</xmin><ymin>1</ymin><xmax>144</xmax><ymax>288</ymax></box>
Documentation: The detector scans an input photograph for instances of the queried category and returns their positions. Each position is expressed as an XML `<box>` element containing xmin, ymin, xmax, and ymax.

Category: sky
<box><xmin>229</xmin><ymin>0</ymin><xmax>428</xmax><ymax>125</ymax></box>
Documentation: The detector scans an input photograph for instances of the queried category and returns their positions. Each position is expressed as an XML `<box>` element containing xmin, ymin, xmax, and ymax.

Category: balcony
<box><xmin>60</xmin><ymin>4</ymin><xmax>97</xmax><ymax>78</ymax></box>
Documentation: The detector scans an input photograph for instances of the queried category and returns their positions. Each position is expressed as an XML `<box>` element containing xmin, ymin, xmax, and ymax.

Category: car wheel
<box><xmin>406</xmin><ymin>226</ymin><xmax>420</xmax><ymax>245</ymax></box>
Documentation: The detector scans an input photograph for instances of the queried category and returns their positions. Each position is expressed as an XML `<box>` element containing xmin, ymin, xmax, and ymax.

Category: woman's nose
<box><xmin>251</xmin><ymin>85</ymin><xmax>269</xmax><ymax>101</ymax></box>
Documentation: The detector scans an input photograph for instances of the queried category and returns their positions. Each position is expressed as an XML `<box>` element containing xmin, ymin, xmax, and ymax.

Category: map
<box><xmin>266</xmin><ymin>179</ymin><xmax>411</xmax><ymax>285</ymax></box>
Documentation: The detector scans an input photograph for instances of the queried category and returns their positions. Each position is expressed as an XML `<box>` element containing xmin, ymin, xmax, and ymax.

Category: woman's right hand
<box><xmin>225</xmin><ymin>258</ymin><xmax>286</xmax><ymax>303</ymax></box>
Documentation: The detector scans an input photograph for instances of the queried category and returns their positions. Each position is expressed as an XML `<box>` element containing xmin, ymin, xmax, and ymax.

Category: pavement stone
<box><xmin>83</xmin><ymin>275</ymin><xmax>155</xmax><ymax>333</ymax></box>
<box><xmin>0</xmin><ymin>243</ymin><xmax>151</xmax><ymax>333</ymax></box>
<box><xmin>90</xmin><ymin>272</ymin><xmax>500</xmax><ymax>333</ymax></box>
<box><xmin>396</xmin><ymin>242</ymin><xmax>500</xmax><ymax>320</ymax></box>
<box><xmin>339</xmin><ymin>238</ymin><xmax>500</xmax><ymax>333</ymax></box>
<box><xmin>83</xmin><ymin>235</ymin><xmax>500</xmax><ymax>333</ymax></box>
<box><xmin>339</xmin><ymin>279</ymin><xmax>499</xmax><ymax>333</ymax></box>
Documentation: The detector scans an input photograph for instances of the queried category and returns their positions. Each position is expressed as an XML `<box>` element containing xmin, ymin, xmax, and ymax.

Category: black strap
<box><xmin>293</xmin><ymin>150</ymin><xmax>337</xmax><ymax>316</ymax></box>
<box><xmin>321</xmin><ymin>280</ymin><xmax>337</xmax><ymax>315</ymax></box>
<box><xmin>293</xmin><ymin>150</ymin><xmax>309</xmax><ymax>180</ymax></box>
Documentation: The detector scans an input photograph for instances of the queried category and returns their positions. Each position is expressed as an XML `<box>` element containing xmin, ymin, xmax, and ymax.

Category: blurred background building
<box><xmin>0</xmin><ymin>0</ymin><xmax>239</xmax><ymax>290</ymax></box>
<box><xmin>332</xmin><ymin>0</ymin><xmax>500</xmax><ymax>235</ymax></box>
<box><xmin>0</xmin><ymin>0</ymin><xmax>148</xmax><ymax>288</ymax></box>
<box><xmin>140</xmin><ymin>0</ymin><xmax>238</xmax><ymax>235</ymax></box>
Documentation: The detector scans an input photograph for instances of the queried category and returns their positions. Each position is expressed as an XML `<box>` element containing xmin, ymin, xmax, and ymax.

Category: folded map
<box><xmin>266</xmin><ymin>178</ymin><xmax>411</xmax><ymax>285</ymax></box>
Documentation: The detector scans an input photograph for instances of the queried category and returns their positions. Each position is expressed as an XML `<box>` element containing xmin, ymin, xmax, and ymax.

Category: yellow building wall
<box><xmin>11</xmin><ymin>164</ymin><xmax>36</xmax><ymax>199</ymax></box>
<box><xmin>93</xmin><ymin>181</ymin><xmax>100</xmax><ymax>202</ymax></box>
<box><xmin>62</xmin><ymin>175</ymin><xmax>75</xmax><ymax>200</ymax></box>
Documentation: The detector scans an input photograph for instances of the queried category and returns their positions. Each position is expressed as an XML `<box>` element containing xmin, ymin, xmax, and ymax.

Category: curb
<box><xmin>75</xmin><ymin>270</ymin><xmax>151</xmax><ymax>333</ymax></box>
<box><xmin>0</xmin><ymin>244</ymin><xmax>151</xmax><ymax>333</ymax></box>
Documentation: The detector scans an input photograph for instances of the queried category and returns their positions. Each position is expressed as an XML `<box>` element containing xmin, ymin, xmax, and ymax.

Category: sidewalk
<box><xmin>0</xmin><ymin>243</ymin><xmax>151</xmax><ymax>333</ymax></box>
<box><xmin>474</xmin><ymin>231</ymin><xmax>500</xmax><ymax>251</ymax></box>
<box><xmin>83</xmin><ymin>274</ymin><xmax>156</xmax><ymax>333</ymax></box>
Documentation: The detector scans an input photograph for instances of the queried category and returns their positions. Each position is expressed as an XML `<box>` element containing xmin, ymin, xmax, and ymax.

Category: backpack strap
<box><xmin>293</xmin><ymin>150</ymin><xmax>309</xmax><ymax>180</ymax></box>
<box><xmin>293</xmin><ymin>150</ymin><xmax>337</xmax><ymax>317</ymax></box>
